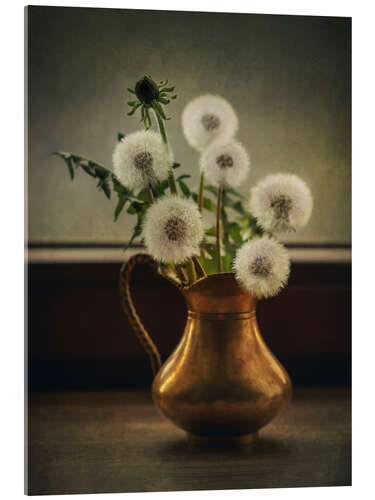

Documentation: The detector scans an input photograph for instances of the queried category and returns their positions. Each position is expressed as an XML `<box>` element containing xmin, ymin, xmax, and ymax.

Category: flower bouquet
<box><xmin>55</xmin><ymin>75</ymin><xmax>312</xmax><ymax>294</ymax></box>
<box><xmin>55</xmin><ymin>75</ymin><xmax>313</xmax><ymax>441</ymax></box>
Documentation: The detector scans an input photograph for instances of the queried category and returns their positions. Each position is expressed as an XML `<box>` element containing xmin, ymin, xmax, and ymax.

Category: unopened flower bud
<box><xmin>135</xmin><ymin>76</ymin><xmax>160</xmax><ymax>105</ymax></box>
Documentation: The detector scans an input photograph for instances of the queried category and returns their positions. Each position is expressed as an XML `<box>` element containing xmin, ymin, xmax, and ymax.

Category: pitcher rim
<box><xmin>182</xmin><ymin>271</ymin><xmax>235</xmax><ymax>291</ymax></box>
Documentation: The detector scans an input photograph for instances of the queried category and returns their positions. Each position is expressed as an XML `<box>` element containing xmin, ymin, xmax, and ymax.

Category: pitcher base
<box><xmin>187</xmin><ymin>431</ymin><xmax>259</xmax><ymax>446</ymax></box>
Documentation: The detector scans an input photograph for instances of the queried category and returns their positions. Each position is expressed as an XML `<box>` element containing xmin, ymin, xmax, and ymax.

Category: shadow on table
<box><xmin>155</xmin><ymin>434</ymin><xmax>292</xmax><ymax>460</ymax></box>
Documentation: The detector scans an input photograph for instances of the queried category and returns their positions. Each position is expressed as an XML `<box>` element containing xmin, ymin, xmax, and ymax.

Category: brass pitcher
<box><xmin>120</xmin><ymin>254</ymin><xmax>292</xmax><ymax>442</ymax></box>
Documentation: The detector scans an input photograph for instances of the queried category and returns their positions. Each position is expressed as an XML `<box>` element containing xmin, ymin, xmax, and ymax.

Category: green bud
<box><xmin>135</xmin><ymin>76</ymin><xmax>159</xmax><ymax>105</ymax></box>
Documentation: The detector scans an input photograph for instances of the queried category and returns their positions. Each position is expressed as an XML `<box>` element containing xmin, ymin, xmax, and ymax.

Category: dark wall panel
<box><xmin>27</xmin><ymin>260</ymin><xmax>351</xmax><ymax>390</ymax></box>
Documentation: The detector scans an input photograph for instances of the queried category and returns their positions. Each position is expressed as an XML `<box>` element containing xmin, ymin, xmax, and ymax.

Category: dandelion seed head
<box><xmin>182</xmin><ymin>95</ymin><xmax>238</xmax><ymax>151</ymax></box>
<box><xmin>201</xmin><ymin>113</ymin><xmax>221</xmax><ymax>132</ymax></box>
<box><xmin>250</xmin><ymin>255</ymin><xmax>272</xmax><ymax>278</ymax></box>
<box><xmin>112</xmin><ymin>130</ymin><xmax>172</xmax><ymax>191</ymax></box>
<box><xmin>216</xmin><ymin>154</ymin><xmax>234</xmax><ymax>169</ymax></box>
<box><xmin>234</xmin><ymin>237</ymin><xmax>290</xmax><ymax>299</ymax></box>
<box><xmin>164</xmin><ymin>217</ymin><xmax>187</xmax><ymax>242</ymax></box>
<box><xmin>134</xmin><ymin>151</ymin><xmax>153</xmax><ymax>172</ymax></box>
<box><xmin>248</xmin><ymin>174</ymin><xmax>313</xmax><ymax>235</ymax></box>
<box><xmin>200</xmin><ymin>139</ymin><xmax>250</xmax><ymax>188</ymax></box>
<box><xmin>143</xmin><ymin>195</ymin><xmax>204</xmax><ymax>264</ymax></box>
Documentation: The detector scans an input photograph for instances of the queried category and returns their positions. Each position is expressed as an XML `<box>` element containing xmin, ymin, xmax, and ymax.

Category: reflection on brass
<box><xmin>120</xmin><ymin>255</ymin><xmax>292</xmax><ymax>441</ymax></box>
<box><xmin>152</xmin><ymin>273</ymin><xmax>292</xmax><ymax>439</ymax></box>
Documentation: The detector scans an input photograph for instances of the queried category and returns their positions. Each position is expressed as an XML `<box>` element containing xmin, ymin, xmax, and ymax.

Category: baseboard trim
<box><xmin>26</xmin><ymin>245</ymin><xmax>351</xmax><ymax>264</ymax></box>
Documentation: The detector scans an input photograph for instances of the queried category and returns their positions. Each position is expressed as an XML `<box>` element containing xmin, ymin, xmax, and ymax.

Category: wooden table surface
<box><xmin>27</xmin><ymin>387</ymin><xmax>351</xmax><ymax>495</ymax></box>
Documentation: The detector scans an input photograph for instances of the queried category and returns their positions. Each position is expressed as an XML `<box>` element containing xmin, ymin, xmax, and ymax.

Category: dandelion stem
<box><xmin>152</xmin><ymin>106</ymin><xmax>178</xmax><ymax>195</ymax></box>
<box><xmin>192</xmin><ymin>255</ymin><xmax>206</xmax><ymax>278</ymax></box>
<box><xmin>175</xmin><ymin>264</ymin><xmax>188</xmax><ymax>284</ymax></box>
<box><xmin>197</xmin><ymin>171</ymin><xmax>206</xmax><ymax>258</ymax></box>
<box><xmin>216</xmin><ymin>186</ymin><xmax>223</xmax><ymax>273</ymax></box>
<box><xmin>198</xmin><ymin>172</ymin><xmax>204</xmax><ymax>212</ymax></box>
<box><xmin>153</xmin><ymin>107</ymin><xmax>168</xmax><ymax>144</ymax></box>
<box><xmin>147</xmin><ymin>185</ymin><xmax>154</xmax><ymax>204</ymax></box>
<box><xmin>187</xmin><ymin>259</ymin><xmax>197</xmax><ymax>284</ymax></box>
<box><xmin>164</xmin><ymin>263</ymin><xmax>185</xmax><ymax>285</ymax></box>
<box><xmin>167</xmin><ymin>172</ymin><xmax>178</xmax><ymax>196</ymax></box>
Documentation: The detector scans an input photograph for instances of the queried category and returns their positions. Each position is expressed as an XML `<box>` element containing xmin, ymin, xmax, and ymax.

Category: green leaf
<box><xmin>200</xmin><ymin>257</ymin><xmax>220</xmax><ymax>274</ymax></box>
<box><xmin>177</xmin><ymin>174</ymin><xmax>191</xmax><ymax>181</ymax></box>
<box><xmin>222</xmin><ymin>252</ymin><xmax>232</xmax><ymax>272</ymax></box>
<box><xmin>136</xmin><ymin>188</ymin><xmax>151</xmax><ymax>203</ymax></box>
<box><xmin>192</xmin><ymin>193</ymin><xmax>215</xmax><ymax>211</ymax></box>
<box><xmin>153</xmin><ymin>100</ymin><xmax>167</xmax><ymax>120</ymax></box>
<box><xmin>221</xmin><ymin>206</ymin><xmax>236</xmax><ymax>259</ymax></box>
<box><xmin>124</xmin><ymin>222</ymin><xmax>142</xmax><ymax>251</ymax></box>
<box><xmin>141</xmin><ymin>105</ymin><xmax>152</xmax><ymax>129</ymax></box>
<box><xmin>127</xmin><ymin>203</ymin><xmax>137</xmax><ymax>215</ymax></box>
<box><xmin>127</xmin><ymin>102</ymin><xmax>141</xmax><ymax>115</ymax></box>
<box><xmin>200</xmin><ymin>247</ymin><xmax>232</xmax><ymax>274</ymax></box>
<box><xmin>63</xmin><ymin>156</ymin><xmax>75</xmax><ymax>180</ymax></box>
<box><xmin>228</xmin><ymin>222</ymin><xmax>243</xmax><ymax>245</ymax></box>
<box><xmin>172</xmin><ymin>162</ymin><xmax>181</xmax><ymax>169</ymax></box>
<box><xmin>178</xmin><ymin>179</ymin><xmax>191</xmax><ymax>198</ymax></box>
<box><xmin>124</xmin><ymin>207</ymin><xmax>146</xmax><ymax>250</ymax></box>
<box><xmin>112</xmin><ymin>176</ymin><xmax>128</xmax><ymax>195</ymax></box>
<box><xmin>112</xmin><ymin>177</ymin><xmax>135</xmax><ymax>221</ymax></box>
<box><xmin>160</xmin><ymin>86</ymin><xmax>175</xmax><ymax>93</ymax></box>
<box><xmin>72</xmin><ymin>158</ymin><xmax>95</xmax><ymax>177</ymax></box>
<box><xmin>97</xmin><ymin>178</ymin><xmax>111</xmax><ymax>199</ymax></box>
<box><xmin>117</xmin><ymin>133</ymin><xmax>125</xmax><ymax>142</ymax></box>
<box><xmin>114</xmin><ymin>195</ymin><xmax>127</xmax><ymax>221</ymax></box>
<box><xmin>54</xmin><ymin>151</ymin><xmax>71</xmax><ymax>159</ymax></box>
<box><xmin>202</xmin><ymin>243</ymin><xmax>217</xmax><ymax>259</ymax></box>
<box><xmin>127</xmin><ymin>201</ymin><xmax>145</xmax><ymax>214</ymax></box>
<box><xmin>232</xmin><ymin>200</ymin><xmax>246</xmax><ymax>215</ymax></box>
<box><xmin>154</xmin><ymin>179</ymin><xmax>169</xmax><ymax>197</ymax></box>
<box><xmin>53</xmin><ymin>152</ymin><xmax>74</xmax><ymax>180</ymax></box>
<box><xmin>225</xmin><ymin>187</ymin><xmax>244</xmax><ymax>199</ymax></box>
<box><xmin>93</xmin><ymin>165</ymin><xmax>109</xmax><ymax>180</ymax></box>
<box><xmin>66</xmin><ymin>157</ymin><xmax>75</xmax><ymax>180</ymax></box>
<box><xmin>145</xmin><ymin>108</ymin><xmax>152</xmax><ymax>129</ymax></box>
<box><xmin>223</xmin><ymin>196</ymin><xmax>246</xmax><ymax>215</ymax></box>
<box><xmin>204</xmin><ymin>185</ymin><xmax>218</xmax><ymax>196</ymax></box>
<box><xmin>248</xmin><ymin>214</ymin><xmax>264</xmax><ymax>236</ymax></box>
<box><xmin>127</xmin><ymin>88</ymin><xmax>136</xmax><ymax>94</ymax></box>
<box><xmin>202</xmin><ymin>197</ymin><xmax>214</xmax><ymax>211</ymax></box>
<box><xmin>79</xmin><ymin>163</ymin><xmax>96</xmax><ymax>177</ymax></box>
<box><xmin>205</xmin><ymin>226</ymin><xmax>216</xmax><ymax>237</ymax></box>
<box><xmin>54</xmin><ymin>151</ymin><xmax>116</xmax><ymax>189</ymax></box>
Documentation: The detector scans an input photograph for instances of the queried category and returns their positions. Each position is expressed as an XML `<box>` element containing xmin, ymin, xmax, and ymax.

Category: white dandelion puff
<box><xmin>200</xmin><ymin>139</ymin><xmax>250</xmax><ymax>188</ymax></box>
<box><xmin>182</xmin><ymin>95</ymin><xmax>239</xmax><ymax>152</ymax></box>
<box><xmin>143</xmin><ymin>195</ymin><xmax>204</xmax><ymax>264</ymax></box>
<box><xmin>248</xmin><ymin>174</ymin><xmax>313</xmax><ymax>235</ymax></box>
<box><xmin>112</xmin><ymin>130</ymin><xmax>173</xmax><ymax>191</ymax></box>
<box><xmin>234</xmin><ymin>237</ymin><xmax>290</xmax><ymax>299</ymax></box>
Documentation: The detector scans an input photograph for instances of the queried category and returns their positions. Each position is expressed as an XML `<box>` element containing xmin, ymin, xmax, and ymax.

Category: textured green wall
<box><xmin>27</xmin><ymin>6</ymin><xmax>351</xmax><ymax>245</ymax></box>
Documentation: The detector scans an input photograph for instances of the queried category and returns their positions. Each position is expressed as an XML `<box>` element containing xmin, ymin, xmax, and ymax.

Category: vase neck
<box><xmin>183</xmin><ymin>273</ymin><xmax>256</xmax><ymax>314</ymax></box>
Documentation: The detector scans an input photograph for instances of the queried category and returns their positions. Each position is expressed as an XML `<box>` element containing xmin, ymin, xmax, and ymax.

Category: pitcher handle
<box><xmin>119</xmin><ymin>253</ymin><xmax>164</xmax><ymax>376</ymax></box>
